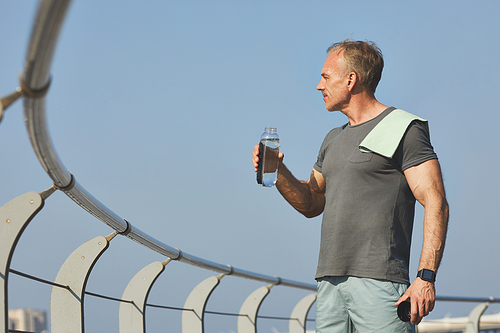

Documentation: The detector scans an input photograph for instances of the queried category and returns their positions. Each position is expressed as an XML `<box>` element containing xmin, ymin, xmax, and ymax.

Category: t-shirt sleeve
<box><xmin>314</xmin><ymin>126</ymin><xmax>342</xmax><ymax>173</ymax></box>
<box><xmin>314</xmin><ymin>146</ymin><xmax>325</xmax><ymax>173</ymax></box>
<box><xmin>395</xmin><ymin>120</ymin><xmax>438</xmax><ymax>171</ymax></box>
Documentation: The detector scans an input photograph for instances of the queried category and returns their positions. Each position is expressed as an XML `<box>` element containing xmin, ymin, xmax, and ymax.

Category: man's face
<box><xmin>316</xmin><ymin>52</ymin><xmax>350</xmax><ymax>112</ymax></box>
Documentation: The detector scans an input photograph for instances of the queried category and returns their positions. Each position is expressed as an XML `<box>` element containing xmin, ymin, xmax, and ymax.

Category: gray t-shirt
<box><xmin>313</xmin><ymin>107</ymin><xmax>437</xmax><ymax>284</ymax></box>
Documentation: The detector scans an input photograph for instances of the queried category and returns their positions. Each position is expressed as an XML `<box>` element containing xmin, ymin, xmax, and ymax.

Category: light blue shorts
<box><xmin>316</xmin><ymin>276</ymin><xmax>415</xmax><ymax>333</ymax></box>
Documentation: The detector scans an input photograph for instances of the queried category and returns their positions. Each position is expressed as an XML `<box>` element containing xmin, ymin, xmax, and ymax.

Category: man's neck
<box><xmin>342</xmin><ymin>94</ymin><xmax>388</xmax><ymax>126</ymax></box>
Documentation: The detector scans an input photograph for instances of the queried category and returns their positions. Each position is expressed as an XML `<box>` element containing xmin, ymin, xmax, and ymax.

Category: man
<box><xmin>252</xmin><ymin>40</ymin><xmax>449</xmax><ymax>332</ymax></box>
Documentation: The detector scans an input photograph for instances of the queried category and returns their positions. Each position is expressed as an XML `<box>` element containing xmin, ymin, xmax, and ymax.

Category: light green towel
<box><xmin>359</xmin><ymin>109</ymin><xmax>428</xmax><ymax>158</ymax></box>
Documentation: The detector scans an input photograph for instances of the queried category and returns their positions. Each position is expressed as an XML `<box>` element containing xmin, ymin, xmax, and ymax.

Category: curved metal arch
<box><xmin>21</xmin><ymin>0</ymin><xmax>316</xmax><ymax>292</ymax></box>
<box><xmin>182</xmin><ymin>275</ymin><xmax>223</xmax><ymax>333</ymax></box>
<box><xmin>289</xmin><ymin>293</ymin><xmax>316</xmax><ymax>333</ymax></box>
<box><xmin>0</xmin><ymin>192</ymin><xmax>44</xmax><ymax>332</ymax></box>
<box><xmin>465</xmin><ymin>302</ymin><xmax>489</xmax><ymax>333</ymax></box>
<box><xmin>119</xmin><ymin>260</ymin><xmax>168</xmax><ymax>333</ymax></box>
<box><xmin>50</xmin><ymin>235</ymin><xmax>110</xmax><ymax>333</ymax></box>
<box><xmin>237</xmin><ymin>285</ymin><xmax>272</xmax><ymax>333</ymax></box>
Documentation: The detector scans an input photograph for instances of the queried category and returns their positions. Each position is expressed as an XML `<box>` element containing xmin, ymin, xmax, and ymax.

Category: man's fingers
<box><xmin>429</xmin><ymin>300</ymin><xmax>435</xmax><ymax>313</ymax></box>
<box><xmin>410</xmin><ymin>298</ymin><xmax>422</xmax><ymax>325</ymax></box>
<box><xmin>410</xmin><ymin>298</ymin><xmax>434</xmax><ymax>325</ymax></box>
<box><xmin>253</xmin><ymin>158</ymin><xmax>259</xmax><ymax>171</ymax></box>
<box><xmin>411</xmin><ymin>309</ymin><xmax>423</xmax><ymax>325</ymax></box>
<box><xmin>395</xmin><ymin>293</ymin><xmax>409</xmax><ymax>306</ymax></box>
<box><xmin>252</xmin><ymin>144</ymin><xmax>260</xmax><ymax>170</ymax></box>
<box><xmin>253</xmin><ymin>145</ymin><xmax>283</xmax><ymax>172</ymax></box>
<box><xmin>425</xmin><ymin>299</ymin><xmax>435</xmax><ymax>315</ymax></box>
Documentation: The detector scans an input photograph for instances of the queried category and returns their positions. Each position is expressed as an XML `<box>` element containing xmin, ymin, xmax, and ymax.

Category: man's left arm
<box><xmin>396</xmin><ymin>158</ymin><xmax>449</xmax><ymax>325</ymax></box>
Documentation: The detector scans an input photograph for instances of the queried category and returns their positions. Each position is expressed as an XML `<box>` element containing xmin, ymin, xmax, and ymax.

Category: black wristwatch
<box><xmin>417</xmin><ymin>269</ymin><xmax>436</xmax><ymax>283</ymax></box>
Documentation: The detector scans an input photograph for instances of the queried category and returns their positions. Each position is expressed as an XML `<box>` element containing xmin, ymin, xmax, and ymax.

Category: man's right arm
<box><xmin>276</xmin><ymin>164</ymin><xmax>326</xmax><ymax>218</ymax></box>
<box><xmin>252</xmin><ymin>144</ymin><xmax>326</xmax><ymax>218</ymax></box>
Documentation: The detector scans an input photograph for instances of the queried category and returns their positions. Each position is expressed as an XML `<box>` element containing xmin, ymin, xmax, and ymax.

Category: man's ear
<box><xmin>347</xmin><ymin>72</ymin><xmax>358</xmax><ymax>91</ymax></box>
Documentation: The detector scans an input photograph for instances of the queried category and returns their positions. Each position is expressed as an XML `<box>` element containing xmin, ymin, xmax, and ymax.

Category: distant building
<box><xmin>8</xmin><ymin>308</ymin><xmax>47</xmax><ymax>333</ymax></box>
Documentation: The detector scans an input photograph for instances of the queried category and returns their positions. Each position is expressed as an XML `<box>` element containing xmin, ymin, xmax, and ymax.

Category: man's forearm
<box><xmin>404</xmin><ymin>159</ymin><xmax>449</xmax><ymax>274</ymax></box>
<box><xmin>419</xmin><ymin>195</ymin><xmax>449</xmax><ymax>272</ymax></box>
<box><xmin>276</xmin><ymin>163</ymin><xmax>325</xmax><ymax>218</ymax></box>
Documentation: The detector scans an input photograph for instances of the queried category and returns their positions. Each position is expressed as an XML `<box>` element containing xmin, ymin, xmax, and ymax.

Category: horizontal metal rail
<box><xmin>436</xmin><ymin>296</ymin><xmax>500</xmax><ymax>303</ymax></box>
<box><xmin>21</xmin><ymin>0</ymin><xmax>316</xmax><ymax>291</ymax></box>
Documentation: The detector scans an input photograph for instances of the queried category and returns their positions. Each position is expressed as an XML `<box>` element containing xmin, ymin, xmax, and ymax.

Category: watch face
<box><xmin>420</xmin><ymin>269</ymin><xmax>435</xmax><ymax>281</ymax></box>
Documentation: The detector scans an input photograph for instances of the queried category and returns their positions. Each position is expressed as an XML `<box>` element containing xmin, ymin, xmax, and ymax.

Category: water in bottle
<box><xmin>256</xmin><ymin>127</ymin><xmax>280</xmax><ymax>187</ymax></box>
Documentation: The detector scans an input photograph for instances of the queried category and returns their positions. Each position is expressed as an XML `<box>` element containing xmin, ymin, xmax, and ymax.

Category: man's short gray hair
<box><xmin>327</xmin><ymin>40</ymin><xmax>384</xmax><ymax>94</ymax></box>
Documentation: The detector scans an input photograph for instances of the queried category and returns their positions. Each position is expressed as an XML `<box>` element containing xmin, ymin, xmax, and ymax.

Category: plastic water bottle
<box><xmin>256</xmin><ymin>127</ymin><xmax>280</xmax><ymax>187</ymax></box>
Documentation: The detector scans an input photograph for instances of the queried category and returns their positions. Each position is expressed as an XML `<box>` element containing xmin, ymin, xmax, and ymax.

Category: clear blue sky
<box><xmin>2</xmin><ymin>1</ymin><xmax>500</xmax><ymax>332</ymax></box>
